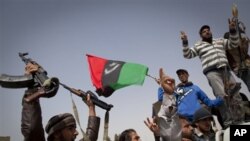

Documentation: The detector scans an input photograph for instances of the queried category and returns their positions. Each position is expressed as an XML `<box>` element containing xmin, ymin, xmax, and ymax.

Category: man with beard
<box><xmin>192</xmin><ymin>107</ymin><xmax>215</xmax><ymax>141</ymax></box>
<box><xmin>21</xmin><ymin>63</ymin><xmax>100</xmax><ymax>141</ymax></box>
<box><xmin>180</xmin><ymin>18</ymin><xmax>245</xmax><ymax>129</ymax></box>
<box><xmin>43</xmin><ymin>94</ymin><xmax>99</xmax><ymax>141</ymax></box>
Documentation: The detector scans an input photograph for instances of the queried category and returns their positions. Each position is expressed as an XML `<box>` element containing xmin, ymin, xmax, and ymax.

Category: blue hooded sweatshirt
<box><xmin>158</xmin><ymin>82</ymin><xmax>223</xmax><ymax>122</ymax></box>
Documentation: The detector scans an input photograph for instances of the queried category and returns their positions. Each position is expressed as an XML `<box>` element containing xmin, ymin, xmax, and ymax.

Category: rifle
<box><xmin>59</xmin><ymin>82</ymin><xmax>113</xmax><ymax>111</ymax></box>
<box><xmin>0</xmin><ymin>52</ymin><xmax>59</xmax><ymax>102</ymax></box>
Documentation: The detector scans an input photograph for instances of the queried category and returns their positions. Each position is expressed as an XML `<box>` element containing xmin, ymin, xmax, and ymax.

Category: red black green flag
<box><xmin>86</xmin><ymin>54</ymin><xmax>148</xmax><ymax>97</ymax></box>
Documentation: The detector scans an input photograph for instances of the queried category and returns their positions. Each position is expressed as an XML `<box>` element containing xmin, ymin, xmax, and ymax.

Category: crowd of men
<box><xmin>1</xmin><ymin>7</ymin><xmax>250</xmax><ymax>141</ymax></box>
<box><xmin>142</xmin><ymin>13</ymin><xmax>250</xmax><ymax>141</ymax></box>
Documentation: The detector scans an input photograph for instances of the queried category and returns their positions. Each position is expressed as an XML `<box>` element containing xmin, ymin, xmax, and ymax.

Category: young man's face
<box><xmin>177</xmin><ymin>72</ymin><xmax>189</xmax><ymax>83</ymax></box>
<box><xmin>56</xmin><ymin>125</ymin><xmax>79</xmax><ymax>141</ymax></box>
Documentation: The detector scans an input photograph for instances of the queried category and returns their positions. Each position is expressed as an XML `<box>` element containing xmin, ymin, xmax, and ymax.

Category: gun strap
<box><xmin>70</xmin><ymin>93</ymin><xmax>89</xmax><ymax>140</ymax></box>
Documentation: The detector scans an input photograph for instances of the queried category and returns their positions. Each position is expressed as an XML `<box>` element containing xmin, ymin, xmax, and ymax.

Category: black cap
<box><xmin>199</xmin><ymin>25</ymin><xmax>210</xmax><ymax>35</ymax></box>
<box><xmin>193</xmin><ymin>107</ymin><xmax>212</xmax><ymax>123</ymax></box>
<box><xmin>176</xmin><ymin>69</ymin><xmax>188</xmax><ymax>75</ymax></box>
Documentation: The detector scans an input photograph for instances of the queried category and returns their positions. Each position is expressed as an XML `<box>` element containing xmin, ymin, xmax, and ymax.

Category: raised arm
<box><xmin>226</xmin><ymin>18</ymin><xmax>240</xmax><ymax>50</ymax></box>
<box><xmin>21</xmin><ymin>63</ymin><xmax>46</xmax><ymax>141</ymax></box>
<box><xmin>159</xmin><ymin>68</ymin><xmax>175</xmax><ymax>94</ymax></box>
<box><xmin>180</xmin><ymin>31</ymin><xmax>198</xmax><ymax>59</ymax></box>
<box><xmin>85</xmin><ymin>94</ymin><xmax>101</xmax><ymax>141</ymax></box>
<box><xmin>195</xmin><ymin>85</ymin><xmax>224</xmax><ymax>107</ymax></box>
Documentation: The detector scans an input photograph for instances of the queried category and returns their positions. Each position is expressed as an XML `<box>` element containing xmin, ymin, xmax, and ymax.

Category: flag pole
<box><xmin>146</xmin><ymin>74</ymin><xmax>160</xmax><ymax>85</ymax></box>
<box><xmin>146</xmin><ymin>74</ymin><xmax>158</xmax><ymax>81</ymax></box>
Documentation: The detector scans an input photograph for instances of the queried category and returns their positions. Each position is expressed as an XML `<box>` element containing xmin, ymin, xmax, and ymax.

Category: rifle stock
<box><xmin>60</xmin><ymin>82</ymin><xmax>113</xmax><ymax>111</ymax></box>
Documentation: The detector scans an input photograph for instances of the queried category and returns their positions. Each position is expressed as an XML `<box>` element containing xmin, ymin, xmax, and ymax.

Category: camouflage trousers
<box><xmin>225</xmin><ymin>93</ymin><xmax>245</xmax><ymax>123</ymax></box>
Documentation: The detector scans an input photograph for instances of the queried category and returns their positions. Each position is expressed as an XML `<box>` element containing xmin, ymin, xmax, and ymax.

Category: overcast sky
<box><xmin>1</xmin><ymin>0</ymin><xmax>250</xmax><ymax>141</ymax></box>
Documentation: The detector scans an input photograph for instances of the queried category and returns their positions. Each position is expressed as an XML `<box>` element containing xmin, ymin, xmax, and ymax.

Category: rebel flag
<box><xmin>86</xmin><ymin>54</ymin><xmax>148</xmax><ymax>97</ymax></box>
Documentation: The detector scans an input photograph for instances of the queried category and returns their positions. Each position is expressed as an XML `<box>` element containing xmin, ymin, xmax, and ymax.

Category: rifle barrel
<box><xmin>59</xmin><ymin>82</ymin><xmax>113</xmax><ymax>111</ymax></box>
<box><xmin>59</xmin><ymin>82</ymin><xmax>82</xmax><ymax>97</ymax></box>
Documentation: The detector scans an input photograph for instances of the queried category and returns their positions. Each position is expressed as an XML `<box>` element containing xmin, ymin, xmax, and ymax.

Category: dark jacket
<box><xmin>21</xmin><ymin>88</ymin><xmax>100</xmax><ymax>141</ymax></box>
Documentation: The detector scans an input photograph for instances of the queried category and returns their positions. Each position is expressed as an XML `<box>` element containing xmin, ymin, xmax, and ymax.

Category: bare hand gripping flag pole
<box><xmin>86</xmin><ymin>54</ymin><xmax>149</xmax><ymax>97</ymax></box>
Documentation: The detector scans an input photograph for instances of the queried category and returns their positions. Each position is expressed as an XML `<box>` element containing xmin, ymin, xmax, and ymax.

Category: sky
<box><xmin>1</xmin><ymin>0</ymin><xmax>250</xmax><ymax>141</ymax></box>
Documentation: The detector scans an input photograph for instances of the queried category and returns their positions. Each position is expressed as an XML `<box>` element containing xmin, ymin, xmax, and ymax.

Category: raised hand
<box><xmin>180</xmin><ymin>31</ymin><xmax>188</xmax><ymax>41</ymax></box>
<box><xmin>228</xmin><ymin>18</ymin><xmax>237</xmax><ymax>30</ymax></box>
<box><xmin>159</xmin><ymin>68</ymin><xmax>175</xmax><ymax>94</ymax></box>
<box><xmin>25</xmin><ymin>62</ymin><xmax>39</xmax><ymax>75</ymax></box>
<box><xmin>144</xmin><ymin>117</ymin><xmax>160</xmax><ymax>135</ymax></box>
<box><xmin>86</xmin><ymin>94</ymin><xmax>96</xmax><ymax>116</ymax></box>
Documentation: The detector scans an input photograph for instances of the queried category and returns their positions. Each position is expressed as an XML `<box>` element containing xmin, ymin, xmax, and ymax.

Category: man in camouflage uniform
<box><xmin>224</xmin><ymin>24</ymin><xmax>250</xmax><ymax>93</ymax></box>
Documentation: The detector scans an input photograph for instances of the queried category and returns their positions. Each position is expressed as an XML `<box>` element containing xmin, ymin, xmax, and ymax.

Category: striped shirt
<box><xmin>183</xmin><ymin>33</ymin><xmax>239</xmax><ymax>74</ymax></box>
